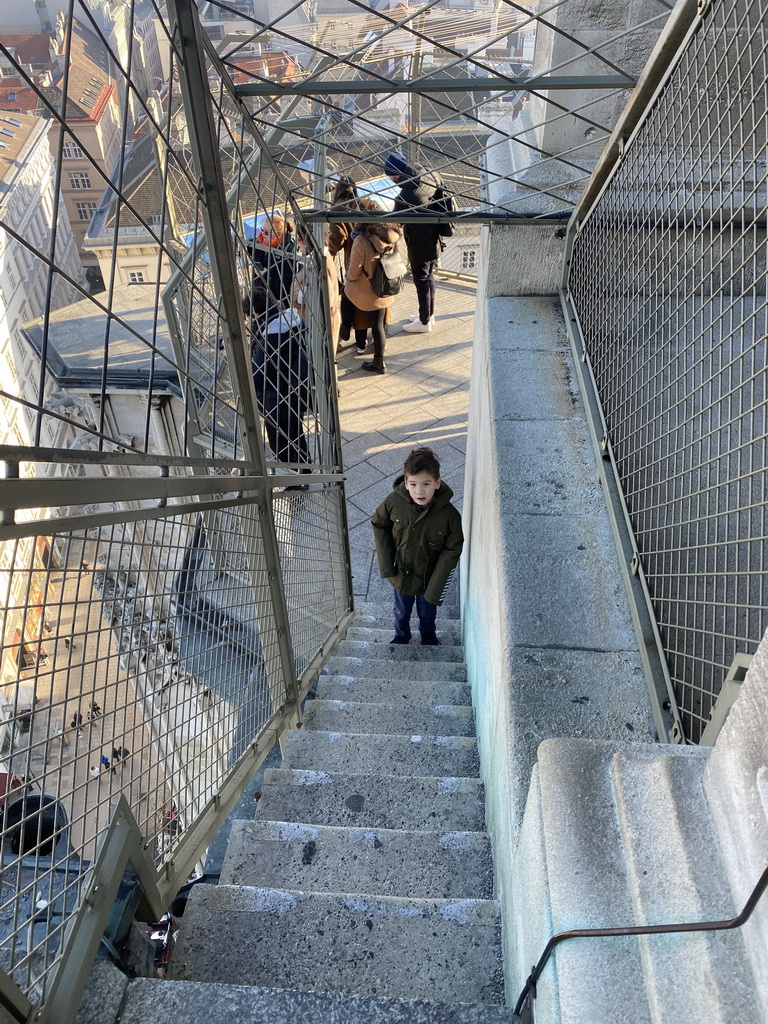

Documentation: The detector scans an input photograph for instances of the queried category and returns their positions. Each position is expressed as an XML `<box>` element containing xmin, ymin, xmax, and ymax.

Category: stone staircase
<box><xmin>112</xmin><ymin>602</ymin><xmax>515</xmax><ymax>1024</ymax></box>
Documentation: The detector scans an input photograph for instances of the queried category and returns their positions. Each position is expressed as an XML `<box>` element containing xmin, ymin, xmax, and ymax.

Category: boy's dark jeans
<box><xmin>393</xmin><ymin>588</ymin><xmax>437</xmax><ymax>640</ymax></box>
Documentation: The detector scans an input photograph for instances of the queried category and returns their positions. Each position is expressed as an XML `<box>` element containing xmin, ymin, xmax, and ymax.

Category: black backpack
<box><xmin>371</xmin><ymin>249</ymin><xmax>408</xmax><ymax>298</ymax></box>
<box><xmin>431</xmin><ymin>182</ymin><xmax>457</xmax><ymax>237</ymax></box>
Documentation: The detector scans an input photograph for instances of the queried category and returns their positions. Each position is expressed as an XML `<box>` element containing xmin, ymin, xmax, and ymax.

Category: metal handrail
<box><xmin>513</xmin><ymin>864</ymin><xmax>768</xmax><ymax>1020</ymax></box>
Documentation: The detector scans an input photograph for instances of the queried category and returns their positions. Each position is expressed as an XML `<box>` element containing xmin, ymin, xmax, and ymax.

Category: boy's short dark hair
<box><xmin>404</xmin><ymin>446</ymin><xmax>441</xmax><ymax>480</ymax></box>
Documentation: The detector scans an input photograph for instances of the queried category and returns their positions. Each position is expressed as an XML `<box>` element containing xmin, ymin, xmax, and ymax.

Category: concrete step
<box><xmin>118</xmin><ymin>978</ymin><xmax>519</xmax><ymax>1024</ymax></box>
<box><xmin>611</xmin><ymin>748</ymin><xmax>760</xmax><ymax>1024</ymax></box>
<box><xmin>170</xmin><ymin>885</ymin><xmax>505</xmax><ymax>1005</ymax></box>
<box><xmin>221</xmin><ymin>819</ymin><xmax>493</xmax><ymax>899</ymax></box>
<box><xmin>327</xmin><ymin>656</ymin><xmax>467</xmax><ymax>682</ymax></box>
<box><xmin>518</xmin><ymin>737</ymin><xmax>763</xmax><ymax>1024</ymax></box>
<box><xmin>337</xmin><ymin>638</ymin><xmax>465</xmax><ymax>662</ymax></box>
<box><xmin>280</xmin><ymin>729</ymin><xmax>480</xmax><ymax>778</ymax></box>
<box><xmin>535</xmin><ymin>738</ymin><xmax>651</xmax><ymax>1024</ymax></box>
<box><xmin>316</xmin><ymin>673</ymin><xmax>472</xmax><ymax>706</ymax></box>
<box><xmin>348</xmin><ymin>623</ymin><xmax>463</xmax><ymax>646</ymax></box>
<box><xmin>353</xmin><ymin>603</ymin><xmax>462</xmax><ymax>631</ymax></box>
<box><xmin>302</xmin><ymin>698</ymin><xmax>475</xmax><ymax>737</ymax></box>
<box><xmin>258</xmin><ymin>768</ymin><xmax>487</xmax><ymax>832</ymax></box>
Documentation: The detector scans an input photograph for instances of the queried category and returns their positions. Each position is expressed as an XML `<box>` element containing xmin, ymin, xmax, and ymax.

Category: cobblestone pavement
<box><xmin>335</xmin><ymin>273</ymin><xmax>476</xmax><ymax>613</ymax></box>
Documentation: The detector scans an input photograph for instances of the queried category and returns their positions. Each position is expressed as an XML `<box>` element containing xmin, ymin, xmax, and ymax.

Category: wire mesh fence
<box><xmin>0</xmin><ymin>0</ymin><xmax>352</xmax><ymax>1010</ymax></box>
<box><xmin>566</xmin><ymin>0</ymin><xmax>768</xmax><ymax>743</ymax></box>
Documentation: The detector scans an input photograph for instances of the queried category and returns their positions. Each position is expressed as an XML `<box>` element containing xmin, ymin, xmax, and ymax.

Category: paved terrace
<box><xmin>335</xmin><ymin>274</ymin><xmax>476</xmax><ymax>617</ymax></box>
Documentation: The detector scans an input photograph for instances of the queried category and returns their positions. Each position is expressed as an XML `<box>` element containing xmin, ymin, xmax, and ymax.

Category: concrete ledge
<box><xmin>462</xmin><ymin>289</ymin><xmax>655</xmax><ymax>999</ymax></box>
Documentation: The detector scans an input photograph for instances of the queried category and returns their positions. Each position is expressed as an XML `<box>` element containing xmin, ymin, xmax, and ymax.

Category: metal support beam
<box><xmin>235</xmin><ymin>74</ymin><xmax>637</xmax><ymax>98</ymax></box>
<box><xmin>166</xmin><ymin>0</ymin><xmax>302</xmax><ymax>712</ymax></box>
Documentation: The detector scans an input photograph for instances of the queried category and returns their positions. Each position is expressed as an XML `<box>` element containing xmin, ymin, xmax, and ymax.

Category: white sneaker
<box><xmin>402</xmin><ymin>319</ymin><xmax>432</xmax><ymax>333</ymax></box>
<box><xmin>405</xmin><ymin>313</ymin><xmax>435</xmax><ymax>324</ymax></box>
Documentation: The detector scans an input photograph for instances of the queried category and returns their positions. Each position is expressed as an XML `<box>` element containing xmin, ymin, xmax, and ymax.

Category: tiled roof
<box><xmin>0</xmin><ymin>77</ymin><xmax>39</xmax><ymax>114</ymax></box>
<box><xmin>0</xmin><ymin>32</ymin><xmax>52</xmax><ymax>68</ymax></box>
<box><xmin>0</xmin><ymin>112</ymin><xmax>46</xmax><ymax>195</ymax></box>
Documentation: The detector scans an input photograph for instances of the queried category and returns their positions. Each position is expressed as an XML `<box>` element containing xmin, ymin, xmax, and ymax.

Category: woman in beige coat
<box><xmin>344</xmin><ymin>221</ymin><xmax>402</xmax><ymax>375</ymax></box>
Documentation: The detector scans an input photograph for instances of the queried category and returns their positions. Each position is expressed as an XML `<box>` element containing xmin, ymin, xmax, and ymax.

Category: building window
<box><xmin>62</xmin><ymin>141</ymin><xmax>84</xmax><ymax>158</ymax></box>
<box><xmin>68</xmin><ymin>171</ymin><xmax>91</xmax><ymax>189</ymax></box>
<box><xmin>127</xmin><ymin>270</ymin><xmax>146</xmax><ymax>283</ymax></box>
<box><xmin>7</xmin><ymin>266</ymin><xmax>16</xmax><ymax>289</ymax></box>
<box><xmin>461</xmin><ymin>249</ymin><xmax>478</xmax><ymax>271</ymax></box>
<box><xmin>76</xmin><ymin>201</ymin><xmax>97</xmax><ymax>221</ymax></box>
<box><xmin>7</xmin><ymin>92</ymin><xmax>16</xmax><ymax>101</ymax></box>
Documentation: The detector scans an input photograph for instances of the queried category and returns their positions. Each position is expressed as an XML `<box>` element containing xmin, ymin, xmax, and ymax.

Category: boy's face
<box><xmin>405</xmin><ymin>471</ymin><xmax>441</xmax><ymax>507</ymax></box>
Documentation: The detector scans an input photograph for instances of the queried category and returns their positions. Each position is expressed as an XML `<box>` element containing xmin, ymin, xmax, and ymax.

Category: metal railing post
<box><xmin>166</xmin><ymin>0</ymin><xmax>301</xmax><ymax>712</ymax></box>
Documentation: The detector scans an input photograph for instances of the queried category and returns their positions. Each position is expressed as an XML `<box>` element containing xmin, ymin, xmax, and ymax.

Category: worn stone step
<box><xmin>170</xmin><ymin>885</ymin><xmax>504</xmax><ymax>1005</ymax></box>
<box><xmin>258</xmin><ymin>768</ymin><xmax>487</xmax><ymax>832</ymax></box>
<box><xmin>337</xmin><ymin>639</ymin><xmax>465</xmax><ymax>662</ymax></box>
<box><xmin>327</xmin><ymin>656</ymin><xmax>467</xmax><ymax>682</ymax></box>
<box><xmin>353</xmin><ymin>603</ymin><xmax>462</xmax><ymax>631</ymax></box>
<box><xmin>303</xmin><ymin>698</ymin><xmax>475</xmax><ymax>737</ymax></box>
<box><xmin>348</xmin><ymin>623</ymin><xmax>463</xmax><ymax>646</ymax></box>
<box><xmin>536</xmin><ymin>739</ymin><xmax>650</xmax><ymax>1024</ymax></box>
<box><xmin>221</xmin><ymin>819</ymin><xmax>493</xmax><ymax>899</ymax></box>
<box><xmin>118</xmin><ymin>978</ymin><xmax>519</xmax><ymax>1024</ymax></box>
<box><xmin>280</xmin><ymin>729</ymin><xmax>480</xmax><ymax>778</ymax></box>
<box><xmin>316</xmin><ymin>673</ymin><xmax>472</xmax><ymax>707</ymax></box>
<box><xmin>611</xmin><ymin>748</ymin><xmax>760</xmax><ymax>1024</ymax></box>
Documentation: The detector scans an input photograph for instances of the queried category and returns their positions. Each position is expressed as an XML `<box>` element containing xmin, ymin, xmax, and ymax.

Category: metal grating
<box><xmin>566</xmin><ymin>0</ymin><xmax>768</xmax><ymax>743</ymax></box>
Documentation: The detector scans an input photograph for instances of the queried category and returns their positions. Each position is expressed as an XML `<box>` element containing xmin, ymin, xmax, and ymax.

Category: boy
<box><xmin>371</xmin><ymin>446</ymin><xmax>463</xmax><ymax>645</ymax></box>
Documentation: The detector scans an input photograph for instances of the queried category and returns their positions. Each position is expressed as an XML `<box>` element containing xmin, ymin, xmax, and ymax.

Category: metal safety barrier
<box><xmin>0</xmin><ymin>1</ymin><xmax>352</xmax><ymax>1019</ymax></box>
<box><xmin>563</xmin><ymin>0</ymin><xmax>768</xmax><ymax>744</ymax></box>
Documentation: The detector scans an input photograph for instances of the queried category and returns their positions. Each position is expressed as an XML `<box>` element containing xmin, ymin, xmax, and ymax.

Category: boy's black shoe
<box><xmin>421</xmin><ymin>633</ymin><xmax>441</xmax><ymax>646</ymax></box>
<box><xmin>390</xmin><ymin>636</ymin><xmax>410</xmax><ymax>644</ymax></box>
<box><xmin>362</xmin><ymin>360</ymin><xmax>386</xmax><ymax>374</ymax></box>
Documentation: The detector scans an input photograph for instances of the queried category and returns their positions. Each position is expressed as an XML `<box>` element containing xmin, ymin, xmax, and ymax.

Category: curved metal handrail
<box><xmin>513</xmin><ymin>863</ymin><xmax>768</xmax><ymax>1019</ymax></box>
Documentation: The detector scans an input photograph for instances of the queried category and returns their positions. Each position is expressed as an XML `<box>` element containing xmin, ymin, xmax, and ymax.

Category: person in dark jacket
<box><xmin>251</xmin><ymin>308</ymin><xmax>312</xmax><ymax>467</ymax></box>
<box><xmin>384</xmin><ymin>151</ymin><xmax>442</xmax><ymax>334</ymax></box>
<box><xmin>245</xmin><ymin>213</ymin><xmax>296</xmax><ymax>318</ymax></box>
<box><xmin>371</xmin><ymin>446</ymin><xmax>463</xmax><ymax>644</ymax></box>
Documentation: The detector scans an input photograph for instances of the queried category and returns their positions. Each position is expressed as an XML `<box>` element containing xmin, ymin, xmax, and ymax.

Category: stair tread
<box><xmin>348</xmin><ymin>624</ymin><xmax>463</xmax><ymax>645</ymax></box>
<box><xmin>353</xmin><ymin>603</ymin><xmax>461</xmax><ymax>625</ymax></box>
<box><xmin>170</xmin><ymin>885</ymin><xmax>504</xmax><ymax>1005</ymax></box>
<box><xmin>281</xmin><ymin>729</ymin><xmax>480</xmax><ymax>778</ymax></box>
<box><xmin>316</xmin><ymin>675</ymin><xmax>472</xmax><ymax>706</ymax></box>
<box><xmin>221</xmin><ymin>819</ymin><xmax>493</xmax><ymax>899</ymax></box>
<box><xmin>337</xmin><ymin>639</ymin><xmax>465</xmax><ymax>661</ymax></box>
<box><xmin>303</xmin><ymin>698</ymin><xmax>475</xmax><ymax>738</ymax></box>
<box><xmin>258</xmin><ymin>768</ymin><xmax>486</xmax><ymax>831</ymax></box>
<box><xmin>327</xmin><ymin>657</ymin><xmax>467</xmax><ymax>681</ymax></box>
<box><xmin>119</xmin><ymin>978</ymin><xmax>518</xmax><ymax>1024</ymax></box>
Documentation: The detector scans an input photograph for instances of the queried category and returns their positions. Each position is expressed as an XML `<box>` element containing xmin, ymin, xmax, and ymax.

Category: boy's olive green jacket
<box><xmin>371</xmin><ymin>475</ymin><xmax>464</xmax><ymax>605</ymax></box>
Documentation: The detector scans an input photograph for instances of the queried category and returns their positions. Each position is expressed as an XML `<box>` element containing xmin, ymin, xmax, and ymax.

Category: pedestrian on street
<box><xmin>384</xmin><ymin>151</ymin><xmax>446</xmax><ymax>333</ymax></box>
<box><xmin>89</xmin><ymin>766</ymin><xmax>100</xmax><ymax>780</ymax></box>
<box><xmin>88</xmin><ymin>700</ymin><xmax>101</xmax><ymax>720</ymax></box>
<box><xmin>100</xmin><ymin>754</ymin><xmax>110</xmax><ymax>772</ymax></box>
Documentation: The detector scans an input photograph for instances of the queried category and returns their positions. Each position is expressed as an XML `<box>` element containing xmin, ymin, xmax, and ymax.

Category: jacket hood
<box><xmin>366</xmin><ymin>224</ymin><xmax>401</xmax><ymax>252</ymax></box>
<box><xmin>393</xmin><ymin>474</ymin><xmax>454</xmax><ymax>509</ymax></box>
